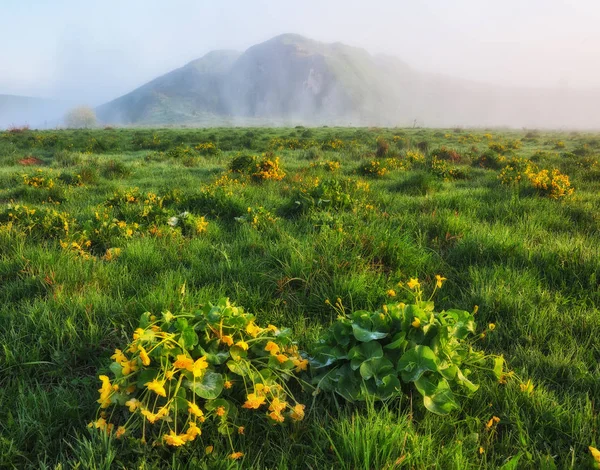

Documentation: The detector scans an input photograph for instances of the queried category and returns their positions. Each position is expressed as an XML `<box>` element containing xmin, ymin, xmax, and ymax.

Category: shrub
<box><xmin>166</xmin><ymin>145</ymin><xmax>197</xmax><ymax>160</ymax></box>
<box><xmin>195</xmin><ymin>142</ymin><xmax>220</xmax><ymax>156</ymax></box>
<box><xmin>229</xmin><ymin>155</ymin><xmax>257</xmax><ymax>174</ymax></box>
<box><xmin>375</xmin><ymin>137</ymin><xmax>389</xmax><ymax>158</ymax></box>
<box><xmin>430</xmin><ymin>146</ymin><xmax>461</xmax><ymax>163</ymax></box>
<box><xmin>235</xmin><ymin>206</ymin><xmax>278</xmax><ymax>230</ymax></box>
<box><xmin>358</xmin><ymin>160</ymin><xmax>388</xmax><ymax>177</ymax></box>
<box><xmin>473</xmin><ymin>151</ymin><xmax>503</xmax><ymax>170</ymax></box>
<box><xmin>101</xmin><ymin>160</ymin><xmax>131</xmax><ymax>179</ymax></box>
<box><xmin>251</xmin><ymin>154</ymin><xmax>285</xmax><ymax>182</ymax></box>
<box><xmin>65</xmin><ymin>106</ymin><xmax>97</xmax><ymax>129</ymax></box>
<box><xmin>488</xmin><ymin>142</ymin><xmax>506</xmax><ymax>153</ymax></box>
<box><xmin>526</xmin><ymin>168</ymin><xmax>574</xmax><ymax>199</ymax></box>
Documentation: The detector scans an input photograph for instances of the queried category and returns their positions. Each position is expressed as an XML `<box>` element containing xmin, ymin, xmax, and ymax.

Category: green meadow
<box><xmin>0</xmin><ymin>127</ymin><xmax>599</xmax><ymax>469</ymax></box>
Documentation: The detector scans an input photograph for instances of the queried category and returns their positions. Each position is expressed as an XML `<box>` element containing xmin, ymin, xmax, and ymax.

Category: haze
<box><xmin>1</xmin><ymin>0</ymin><xmax>599</xmax><ymax>128</ymax></box>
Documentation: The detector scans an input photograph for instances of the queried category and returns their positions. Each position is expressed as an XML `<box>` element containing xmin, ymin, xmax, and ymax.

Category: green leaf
<box><xmin>229</xmin><ymin>345</ymin><xmax>247</xmax><ymax>361</ymax></box>
<box><xmin>493</xmin><ymin>356</ymin><xmax>505</xmax><ymax>380</ymax></box>
<box><xmin>348</xmin><ymin>341</ymin><xmax>383</xmax><ymax>370</ymax></box>
<box><xmin>109</xmin><ymin>361</ymin><xmax>123</xmax><ymax>379</ymax></box>
<box><xmin>352</xmin><ymin>323</ymin><xmax>388</xmax><ymax>342</ymax></box>
<box><xmin>179</xmin><ymin>327</ymin><xmax>198</xmax><ymax>349</ymax></box>
<box><xmin>185</xmin><ymin>371</ymin><xmax>224</xmax><ymax>399</ymax></box>
<box><xmin>384</xmin><ymin>332</ymin><xmax>407</xmax><ymax>350</ymax></box>
<box><xmin>397</xmin><ymin>345</ymin><xmax>439</xmax><ymax>382</ymax></box>
<box><xmin>376</xmin><ymin>373</ymin><xmax>401</xmax><ymax>399</ymax></box>
<box><xmin>456</xmin><ymin>368</ymin><xmax>479</xmax><ymax>393</ymax></box>
<box><xmin>415</xmin><ymin>376</ymin><xmax>459</xmax><ymax>415</ymax></box>
<box><xmin>359</xmin><ymin>357</ymin><xmax>394</xmax><ymax>382</ymax></box>
<box><xmin>332</xmin><ymin>321</ymin><xmax>353</xmax><ymax>346</ymax></box>
<box><xmin>226</xmin><ymin>359</ymin><xmax>251</xmax><ymax>377</ymax></box>
<box><xmin>446</xmin><ymin>309</ymin><xmax>476</xmax><ymax>339</ymax></box>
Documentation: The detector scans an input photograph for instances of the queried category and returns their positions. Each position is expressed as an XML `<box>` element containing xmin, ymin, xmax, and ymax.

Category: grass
<box><xmin>0</xmin><ymin>127</ymin><xmax>599</xmax><ymax>468</ymax></box>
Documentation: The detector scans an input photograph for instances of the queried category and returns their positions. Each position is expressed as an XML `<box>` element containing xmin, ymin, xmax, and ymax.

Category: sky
<box><xmin>1</xmin><ymin>0</ymin><xmax>599</xmax><ymax>106</ymax></box>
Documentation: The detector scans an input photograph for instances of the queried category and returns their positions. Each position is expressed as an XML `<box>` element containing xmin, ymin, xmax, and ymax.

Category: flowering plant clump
<box><xmin>311</xmin><ymin>277</ymin><xmax>504</xmax><ymax>415</ymax></box>
<box><xmin>251</xmin><ymin>154</ymin><xmax>286</xmax><ymax>182</ymax></box>
<box><xmin>0</xmin><ymin>204</ymin><xmax>72</xmax><ymax>240</ymax></box>
<box><xmin>525</xmin><ymin>168</ymin><xmax>574</xmax><ymax>199</ymax></box>
<box><xmin>194</xmin><ymin>142</ymin><xmax>220</xmax><ymax>156</ymax></box>
<box><xmin>91</xmin><ymin>298</ymin><xmax>307</xmax><ymax>453</ymax></box>
<box><xmin>358</xmin><ymin>160</ymin><xmax>388</xmax><ymax>177</ymax></box>
<box><xmin>235</xmin><ymin>206</ymin><xmax>278</xmax><ymax>230</ymax></box>
<box><xmin>309</xmin><ymin>160</ymin><xmax>341</xmax><ymax>172</ymax></box>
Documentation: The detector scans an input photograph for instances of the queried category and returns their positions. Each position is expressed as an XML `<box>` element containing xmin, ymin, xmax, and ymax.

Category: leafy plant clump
<box><xmin>91</xmin><ymin>298</ymin><xmax>308</xmax><ymax>456</ymax></box>
<box><xmin>310</xmin><ymin>278</ymin><xmax>503</xmax><ymax>415</ymax></box>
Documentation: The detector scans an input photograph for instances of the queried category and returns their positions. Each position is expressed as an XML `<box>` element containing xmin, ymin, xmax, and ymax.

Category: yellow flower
<box><xmin>411</xmin><ymin>317</ymin><xmax>421</xmax><ymax>328</ymax></box>
<box><xmin>145</xmin><ymin>379</ymin><xmax>167</xmax><ymax>397</ymax></box>
<box><xmin>173</xmin><ymin>354</ymin><xmax>194</xmax><ymax>369</ymax></box>
<box><xmin>91</xmin><ymin>418</ymin><xmax>107</xmax><ymax>430</ymax></box>
<box><xmin>186</xmin><ymin>422</ymin><xmax>201</xmax><ymax>441</ymax></box>
<box><xmin>269</xmin><ymin>411</ymin><xmax>285</xmax><ymax>423</ymax></box>
<box><xmin>125</xmin><ymin>398</ymin><xmax>140</xmax><ymax>413</ymax></box>
<box><xmin>589</xmin><ymin>446</ymin><xmax>600</xmax><ymax>466</ymax></box>
<box><xmin>237</xmin><ymin>426</ymin><xmax>245</xmax><ymax>435</ymax></box>
<box><xmin>163</xmin><ymin>430</ymin><xmax>186</xmax><ymax>447</ymax></box>
<box><xmin>97</xmin><ymin>375</ymin><xmax>113</xmax><ymax>408</ymax></box>
<box><xmin>407</xmin><ymin>278</ymin><xmax>420</xmax><ymax>290</ymax></box>
<box><xmin>138</xmin><ymin>345</ymin><xmax>151</xmax><ymax>366</ymax></box>
<box><xmin>216</xmin><ymin>406</ymin><xmax>226</xmax><ymax>417</ymax></box>
<box><xmin>290</xmin><ymin>403</ymin><xmax>305</xmax><ymax>421</ymax></box>
<box><xmin>265</xmin><ymin>341</ymin><xmax>280</xmax><ymax>355</ymax></box>
<box><xmin>205</xmin><ymin>445</ymin><xmax>214</xmax><ymax>455</ymax></box>
<box><xmin>246</xmin><ymin>321</ymin><xmax>262</xmax><ymax>337</ymax></box>
<box><xmin>435</xmin><ymin>275</ymin><xmax>447</xmax><ymax>288</ymax></box>
<box><xmin>386</xmin><ymin>289</ymin><xmax>396</xmax><ymax>297</ymax></box>
<box><xmin>229</xmin><ymin>452</ymin><xmax>244</xmax><ymax>460</ymax></box>
<box><xmin>189</xmin><ymin>357</ymin><xmax>209</xmax><ymax>377</ymax></box>
<box><xmin>141</xmin><ymin>410</ymin><xmax>159</xmax><ymax>423</ymax></box>
<box><xmin>224</xmin><ymin>380</ymin><xmax>233</xmax><ymax>389</ymax></box>
<box><xmin>275</xmin><ymin>354</ymin><xmax>289</xmax><ymax>364</ymax></box>
<box><xmin>486</xmin><ymin>416</ymin><xmax>500</xmax><ymax>429</ymax></box>
<box><xmin>267</xmin><ymin>324</ymin><xmax>279</xmax><ymax>333</ymax></box>
<box><xmin>292</xmin><ymin>357</ymin><xmax>308</xmax><ymax>372</ymax></box>
<box><xmin>165</xmin><ymin>370</ymin><xmax>175</xmax><ymax>380</ymax></box>
<box><xmin>221</xmin><ymin>335</ymin><xmax>234</xmax><ymax>346</ymax></box>
<box><xmin>132</xmin><ymin>328</ymin><xmax>145</xmax><ymax>340</ymax></box>
<box><xmin>479</xmin><ymin>446</ymin><xmax>485</xmax><ymax>454</ymax></box>
<box><xmin>488</xmin><ymin>323</ymin><xmax>496</xmax><ymax>331</ymax></box>
<box><xmin>235</xmin><ymin>340</ymin><xmax>249</xmax><ymax>351</ymax></box>
<box><xmin>115</xmin><ymin>426</ymin><xmax>126</xmax><ymax>439</ymax></box>
<box><xmin>269</xmin><ymin>397</ymin><xmax>287</xmax><ymax>413</ymax></box>
<box><xmin>242</xmin><ymin>393</ymin><xmax>266</xmax><ymax>409</ymax></box>
<box><xmin>188</xmin><ymin>401</ymin><xmax>204</xmax><ymax>419</ymax></box>
<box><xmin>111</xmin><ymin>349</ymin><xmax>127</xmax><ymax>363</ymax></box>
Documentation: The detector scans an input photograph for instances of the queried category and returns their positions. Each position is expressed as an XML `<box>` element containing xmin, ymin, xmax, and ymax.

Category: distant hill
<box><xmin>93</xmin><ymin>33</ymin><xmax>600</xmax><ymax>128</ymax></box>
<box><xmin>0</xmin><ymin>95</ymin><xmax>69</xmax><ymax>129</ymax></box>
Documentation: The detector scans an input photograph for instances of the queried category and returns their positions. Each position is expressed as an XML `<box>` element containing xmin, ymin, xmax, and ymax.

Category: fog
<box><xmin>1</xmin><ymin>0</ymin><xmax>599</xmax><ymax>128</ymax></box>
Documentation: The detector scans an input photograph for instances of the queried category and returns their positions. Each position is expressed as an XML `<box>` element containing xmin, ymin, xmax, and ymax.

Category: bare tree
<box><xmin>65</xmin><ymin>106</ymin><xmax>97</xmax><ymax>129</ymax></box>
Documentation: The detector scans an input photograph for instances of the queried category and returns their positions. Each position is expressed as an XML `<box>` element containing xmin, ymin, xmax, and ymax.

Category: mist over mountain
<box><xmin>95</xmin><ymin>34</ymin><xmax>600</xmax><ymax>128</ymax></box>
<box><xmin>0</xmin><ymin>95</ymin><xmax>70</xmax><ymax>129</ymax></box>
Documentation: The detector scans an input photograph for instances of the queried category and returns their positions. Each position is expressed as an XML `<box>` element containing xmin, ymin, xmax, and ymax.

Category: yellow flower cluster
<box><xmin>525</xmin><ymin>168</ymin><xmax>574</xmax><ymax>199</ymax></box>
<box><xmin>252</xmin><ymin>156</ymin><xmax>286</xmax><ymax>181</ymax></box>
<box><xmin>90</xmin><ymin>298</ymin><xmax>307</xmax><ymax>454</ymax></box>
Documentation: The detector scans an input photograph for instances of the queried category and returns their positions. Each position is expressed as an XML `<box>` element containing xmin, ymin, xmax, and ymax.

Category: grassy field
<box><xmin>0</xmin><ymin>126</ymin><xmax>599</xmax><ymax>469</ymax></box>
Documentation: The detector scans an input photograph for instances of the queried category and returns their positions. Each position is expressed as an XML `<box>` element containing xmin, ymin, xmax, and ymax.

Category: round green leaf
<box><xmin>185</xmin><ymin>371</ymin><xmax>224</xmax><ymax>399</ymax></box>
<box><xmin>397</xmin><ymin>345</ymin><xmax>439</xmax><ymax>382</ymax></box>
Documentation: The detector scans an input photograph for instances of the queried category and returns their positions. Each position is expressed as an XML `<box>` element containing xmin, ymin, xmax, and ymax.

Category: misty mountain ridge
<box><xmin>96</xmin><ymin>34</ymin><xmax>600</xmax><ymax>128</ymax></box>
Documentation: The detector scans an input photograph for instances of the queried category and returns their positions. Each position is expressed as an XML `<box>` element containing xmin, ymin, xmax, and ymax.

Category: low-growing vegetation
<box><xmin>0</xmin><ymin>126</ymin><xmax>599</xmax><ymax>468</ymax></box>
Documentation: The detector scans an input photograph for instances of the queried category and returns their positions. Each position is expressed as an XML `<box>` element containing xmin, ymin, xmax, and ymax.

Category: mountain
<box><xmin>0</xmin><ymin>94</ymin><xmax>69</xmax><ymax>129</ymax></box>
<box><xmin>97</xmin><ymin>34</ymin><xmax>600</xmax><ymax>128</ymax></box>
